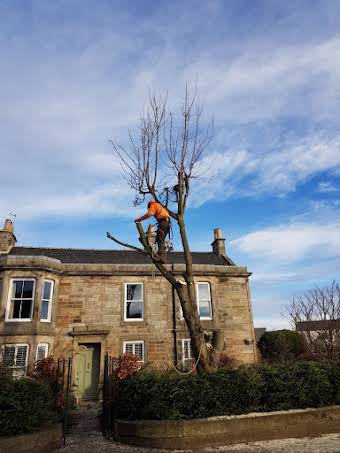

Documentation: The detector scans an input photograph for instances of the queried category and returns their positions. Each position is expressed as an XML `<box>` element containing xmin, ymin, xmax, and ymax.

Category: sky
<box><xmin>1</xmin><ymin>0</ymin><xmax>340</xmax><ymax>330</ymax></box>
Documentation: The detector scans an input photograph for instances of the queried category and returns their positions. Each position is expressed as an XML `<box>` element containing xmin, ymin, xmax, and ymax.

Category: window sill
<box><xmin>123</xmin><ymin>318</ymin><xmax>145</xmax><ymax>322</ymax></box>
<box><xmin>5</xmin><ymin>319</ymin><xmax>33</xmax><ymax>323</ymax></box>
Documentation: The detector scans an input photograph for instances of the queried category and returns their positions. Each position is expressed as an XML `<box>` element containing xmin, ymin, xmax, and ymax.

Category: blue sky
<box><xmin>1</xmin><ymin>0</ymin><xmax>340</xmax><ymax>330</ymax></box>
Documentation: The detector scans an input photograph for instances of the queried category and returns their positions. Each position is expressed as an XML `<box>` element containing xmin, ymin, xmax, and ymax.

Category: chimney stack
<box><xmin>0</xmin><ymin>219</ymin><xmax>17</xmax><ymax>255</ymax></box>
<box><xmin>211</xmin><ymin>228</ymin><xmax>226</xmax><ymax>256</ymax></box>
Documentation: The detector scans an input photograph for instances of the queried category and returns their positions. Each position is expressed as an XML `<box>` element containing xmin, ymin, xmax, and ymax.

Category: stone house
<box><xmin>0</xmin><ymin>219</ymin><xmax>257</xmax><ymax>399</ymax></box>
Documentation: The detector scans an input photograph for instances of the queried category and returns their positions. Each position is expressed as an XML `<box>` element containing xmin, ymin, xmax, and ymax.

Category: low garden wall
<box><xmin>0</xmin><ymin>424</ymin><xmax>62</xmax><ymax>453</ymax></box>
<box><xmin>114</xmin><ymin>405</ymin><xmax>340</xmax><ymax>449</ymax></box>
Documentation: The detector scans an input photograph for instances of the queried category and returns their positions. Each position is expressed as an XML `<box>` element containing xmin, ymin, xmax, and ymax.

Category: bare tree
<box><xmin>107</xmin><ymin>87</ymin><xmax>224</xmax><ymax>373</ymax></box>
<box><xmin>286</xmin><ymin>281</ymin><xmax>340</xmax><ymax>359</ymax></box>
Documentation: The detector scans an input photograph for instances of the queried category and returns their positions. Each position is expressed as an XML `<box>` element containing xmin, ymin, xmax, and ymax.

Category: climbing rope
<box><xmin>166</xmin><ymin>341</ymin><xmax>204</xmax><ymax>375</ymax></box>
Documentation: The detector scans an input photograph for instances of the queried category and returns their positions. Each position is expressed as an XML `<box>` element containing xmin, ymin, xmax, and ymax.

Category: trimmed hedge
<box><xmin>116</xmin><ymin>361</ymin><xmax>340</xmax><ymax>420</ymax></box>
<box><xmin>0</xmin><ymin>378</ymin><xmax>58</xmax><ymax>436</ymax></box>
<box><xmin>258</xmin><ymin>330</ymin><xmax>307</xmax><ymax>363</ymax></box>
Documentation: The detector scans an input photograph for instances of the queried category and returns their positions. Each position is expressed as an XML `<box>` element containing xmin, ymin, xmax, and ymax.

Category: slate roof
<box><xmin>8</xmin><ymin>246</ymin><xmax>235</xmax><ymax>266</ymax></box>
<box><xmin>296</xmin><ymin>320</ymin><xmax>340</xmax><ymax>331</ymax></box>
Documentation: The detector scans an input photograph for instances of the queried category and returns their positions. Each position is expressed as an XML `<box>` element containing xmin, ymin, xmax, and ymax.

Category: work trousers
<box><xmin>156</xmin><ymin>218</ymin><xmax>170</xmax><ymax>261</ymax></box>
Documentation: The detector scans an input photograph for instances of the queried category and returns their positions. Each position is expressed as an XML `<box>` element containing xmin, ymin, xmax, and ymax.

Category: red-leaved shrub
<box><xmin>113</xmin><ymin>353</ymin><xmax>141</xmax><ymax>382</ymax></box>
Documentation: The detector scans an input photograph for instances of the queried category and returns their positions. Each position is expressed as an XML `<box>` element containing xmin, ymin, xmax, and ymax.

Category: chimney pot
<box><xmin>214</xmin><ymin>228</ymin><xmax>221</xmax><ymax>240</ymax></box>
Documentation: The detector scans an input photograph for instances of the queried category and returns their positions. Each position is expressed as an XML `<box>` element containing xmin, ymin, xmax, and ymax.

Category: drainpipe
<box><xmin>171</xmin><ymin>264</ymin><xmax>178</xmax><ymax>366</ymax></box>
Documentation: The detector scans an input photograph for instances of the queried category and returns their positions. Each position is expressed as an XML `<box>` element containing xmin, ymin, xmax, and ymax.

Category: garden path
<box><xmin>54</xmin><ymin>404</ymin><xmax>340</xmax><ymax>453</ymax></box>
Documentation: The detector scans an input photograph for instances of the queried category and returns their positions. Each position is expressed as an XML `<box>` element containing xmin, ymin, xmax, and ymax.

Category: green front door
<box><xmin>76</xmin><ymin>344</ymin><xmax>100</xmax><ymax>399</ymax></box>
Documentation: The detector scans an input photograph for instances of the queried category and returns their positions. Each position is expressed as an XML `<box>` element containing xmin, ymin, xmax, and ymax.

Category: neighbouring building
<box><xmin>0</xmin><ymin>219</ymin><xmax>257</xmax><ymax>399</ymax></box>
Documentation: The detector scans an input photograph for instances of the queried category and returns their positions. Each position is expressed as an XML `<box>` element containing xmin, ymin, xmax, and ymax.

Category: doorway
<box><xmin>75</xmin><ymin>343</ymin><xmax>101</xmax><ymax>400</ymax></box>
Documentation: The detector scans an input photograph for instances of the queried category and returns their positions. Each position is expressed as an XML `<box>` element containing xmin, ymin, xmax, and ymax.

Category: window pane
<box><xmin>12</xmin><ymin>300</ymin><xmax>21</xmax><ymax>318</ymax></box>
<box><xmin>134</xmin><ymin>343</ymin><xmax>143</xmax><ymax>360</ymax></box>
<box><xmin>41</xmin><ymin>300</ymin><xmax>49</xmax><ymax>320</ymax></box>
<box><xmin>21</xmin><ymin>300</ymin><xmax>32</xmax><ymax>319</ymax></box>
<box><xmin>22</xmin><ymin>280</ymin><xmax>34</xmax><ymax>299</ymax></box>
<box><xmin>16</xmin><ymin>346</ymin><xmax>27</xmax><ymax>367</ymax></box>
<box><xmin>127</xmin><ymin>284</ymin><xmax>142</xmax><ymax>301</ymax></box>
<box><xmin>125</xmin><ymin>344</ymin><xmax>134</xmax><ymax>354</ymax></box>
<box><xmin>43</xmin><ymin>281</ymin><xmax>52</xmax><ymax>300</ymax></box>
<box><xmin>183</xmin><ymin>339</ymin><xmax>192</xmax><ymax>360</ymax></box>
<box><xmin>198</xmin><ymin>283</ymin><xmax>210</xmax><ymax>300</ymax></box>
<box><xmin>199</xmin><ymin>300</ymin><xmax>211</xmax><ymax>318</ymax></box>
<box><xmin>36</xmin><ymin>345</ymin><xmax>48</xmax><ymax>361</ymax></box>
<box><xmin>13</xmin><ymin>280</ymin><xmax>23</xmax><ymax>298</ymax></box>
<box><xmin>126</xmin><ymin>301</ymin><xmax>143</xmax><ymax>319</ymax></box>
<box><xmin>4</xmin><ymin>346</ymin><xmax>15</xmax><ymax>366</ymax></box>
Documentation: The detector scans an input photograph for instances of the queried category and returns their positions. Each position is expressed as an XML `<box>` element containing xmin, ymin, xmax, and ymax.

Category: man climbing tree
<box><xmin>135</xmin><ymin>200</ymin><xmax>170</xmax><ymax>263</ymax></box>
<box><xmin>107</xmin><ymin>87</ymin><xmax>223</xmax><ymax>373</ymax></box>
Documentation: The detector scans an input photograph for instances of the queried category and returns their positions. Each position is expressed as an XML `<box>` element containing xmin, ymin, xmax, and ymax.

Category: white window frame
<box><xmin>123</xmin><ymin>341</ymin><xmax>144</xmax><ymax>363</ymax></box>
<box><xmin>40</xmin><ymin>279</ymin><xmax>54</xmax><ymax>322</ymax></box>
<box><xmin>5</xmin><ymin>278</ymin><xmax>36</xmax><ymax>322</ymax></box>
<box><xmin>124</xmin><ymin>283</ymin><xmax>144</xmax><ymax>322</ymax></box>
<box><xmin>196</xmin><ymin>282</ymin><xmax>213</xmax><ymax>320</ymax></box>
<box><xmin>36</xmin><ymin>343</ymin><xmax>49</xmax><ymax>361</ymax></box>
<box><xmin>1</xmin><ymin>343</ymin><xmax>29</xmax><ymax>377</ymax></box>
<box><xmin>182</xmin><ymin>338</ymin><xmax>193</xmax><ymax>365</ymax></box>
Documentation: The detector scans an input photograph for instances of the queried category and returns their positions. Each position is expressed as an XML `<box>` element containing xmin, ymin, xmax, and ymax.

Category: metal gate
<box><xmin>53</xmin><ymin>358</ymin><xmax>72</xmax><ymax>447</ymax></box>
<box><xmin>102</xmin><ymin>353</ymin><xmax>118</xmax><ymax>439</ymax></box>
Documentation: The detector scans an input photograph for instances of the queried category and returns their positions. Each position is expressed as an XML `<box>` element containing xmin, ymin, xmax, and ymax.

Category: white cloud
<box><xmin>231</xmin><ymin>220</ymin><xmax>340</xmax><ymax>262</ymax></box>
<box><xmin>189</xmin><ymin>133</ymin><xmax>340</xmax><ymax>205</ymax></box>
<box><xmin>1</xmin><ymin>4</ymin><xmax>340</xmax><ymax>219</ymax></box>
<box><xmin>317</xmin><ymin>181</ymin><xmax>338</xmax><ymax>193</ymax></box>
<box><xmin>253</xmin><ymin>317</ymin><xmax>290</xmax><ymax>331</ymax></box>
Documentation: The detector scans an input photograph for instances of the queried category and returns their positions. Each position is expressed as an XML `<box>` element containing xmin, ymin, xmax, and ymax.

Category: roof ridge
<box><xmin>12</xmin><ymin>246</ymin><xmax>215</xmax><ymax>254</ymax></box>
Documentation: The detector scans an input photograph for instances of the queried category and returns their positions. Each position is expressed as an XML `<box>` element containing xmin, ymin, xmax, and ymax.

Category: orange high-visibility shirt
<box><xmin>148</xmin><ymin>203</ymin><xmax>170</xmax><ymax>220</ymax></box>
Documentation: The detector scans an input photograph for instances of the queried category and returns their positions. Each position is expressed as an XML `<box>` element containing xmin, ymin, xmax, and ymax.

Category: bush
<box><xmin>0</xmin><ymin>378</ymin><xmax>58</xmax><ymax>436</ymax></box>
<box><xmin>258</xmin><ymin>329</ymin><xmax>307</xmax><ymax>363</ymax></box>
<box><xmin>115</xmin><ymin>361</ymin><xmax>340</xmax><ymax>420</ymax></box>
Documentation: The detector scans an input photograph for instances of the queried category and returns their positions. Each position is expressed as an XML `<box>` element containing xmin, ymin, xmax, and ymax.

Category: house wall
<box><xmin>0</xmin><ymin>254</ymin><xmax>257</xmax><ymax>396</ymax></box>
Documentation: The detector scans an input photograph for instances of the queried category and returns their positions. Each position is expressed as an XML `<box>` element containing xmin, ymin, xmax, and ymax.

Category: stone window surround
<box><xmin>178</xmin><ymin>280</ymin><xmax>214</xmax><ymax>321</ymax></box>
<box><xmin>120</xmin><ymin>336</ymin><xmax>147</xmax><ymax>363</ymax></box>
<box><xmin>1</xmin><ymin>343</ymin><xmax>29</xmax><ymax>376</ymax></box>
<box><xmin>2</xmin><ymin>275</ymin><xmax>56</xmax><ymax>324</ymax></box>
<box><xmin>123</xmin><ymin>340</ymin><xmax>145</xmax><ymax>363</ymax></box>
<box><xmin>124</xmin><ymin>282</ymin><xmax>144</xmax><ymax>322</ymax></box>
<box><xmin>36</xmin><ymin>342</ymin><xmax>49</xmax><ymax>361</ymax></box>
<box><xmin>5</xmin><ymin>278</ymin><xmax>36</xmax><ymax>322</ymax></box>
<box><xmin>182</xmin><ymin>338</ymin><xmax>192</xmax><ymax>365</ymax></box>
<box><xmin>40</xmin><ymin>279</ymin><xmax>54</xmax><ymax>323</ymax></box>
<box><xmin>196</xmin><ymin>281</ymin><xmax>213</xmax><ymax>320</ymax></box>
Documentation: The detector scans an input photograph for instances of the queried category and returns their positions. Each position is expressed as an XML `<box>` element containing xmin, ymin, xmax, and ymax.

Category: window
<box><xmin>124</xmin><ymin>283</ymin><xmax>143</xmax><ymax>321</ymax></box>
<box><xmin>182</xmin><ymin>338</ymin><xmax>193</xmax><ymax>364</ymax></box>
<box><xmin>123</xmin><ymin>341</ymin><xmax>144</xmax><ymax>362</ymax></box>
<box><xmin>36</xmin><ymin>343</ymin><xmax>49</xmax><ymax>361</ymax></box>
<box><xmin>40</xmin><ymin>280</ymin><xmax>54</xmax><ymax>322</ymax></box>
<box><xmin>2</xmin><ymin>344</ymin><xmax>29</xmax><ymax>378</ymax></box>
<box><xmin>196</xmin><ymin>282</ymin><xmax>212</xmax><ymax>320</ymax></box>
<box><xmin>6</xmin><ymin>279</ymin><xmax>35</xmax><ymax>321</ymax></box>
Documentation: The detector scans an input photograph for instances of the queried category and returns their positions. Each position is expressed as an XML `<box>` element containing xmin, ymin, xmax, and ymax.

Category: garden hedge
<box><xmin>116</xmin><ymin>361</ymin><xmax>340</xmax><ymax>420</ymax></box>
<box><xmin>0</xmin><ymin>378</ymin><xmax>58</xmax><ymax>436</ymax></box>
<box><xmin>258</xmin><ymin>329</ymin><xmax>307</xmax><ymax>363</ymax></box>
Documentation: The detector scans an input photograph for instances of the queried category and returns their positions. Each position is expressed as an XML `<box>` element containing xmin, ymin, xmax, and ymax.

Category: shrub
<box><xmin>113</xmin><ymin>353</ymin><xmax>141</xmax><ymax>382</ymax></box>
<box><xmin>0</xmin><ymin>378</ymin><xmax>58</xmax><ymax>436</ymax></box>
<box><xmin>258</xmin><ymin>329</ymin><xmax>307</xmax><ymax>363</ymax></box>
<box><xmin>115</xmin><ymin>360</ymin><xmax>340</xmax><ymax>420</ymax></box>
<box><xmin>30</xmin><ymin>357</ymin><xmax>56</xmax><ymax>384</ymax></box>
